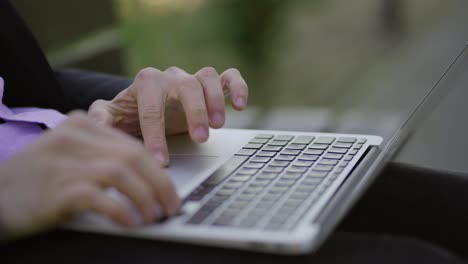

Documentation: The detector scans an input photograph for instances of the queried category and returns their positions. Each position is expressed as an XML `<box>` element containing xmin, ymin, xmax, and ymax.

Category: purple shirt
<box><xmin>0</xmin><ymin>77</ymin><xmax>67</xmax><ymax>161</ymax></box>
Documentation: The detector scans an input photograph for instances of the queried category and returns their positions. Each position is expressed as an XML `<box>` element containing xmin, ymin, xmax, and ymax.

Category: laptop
<box><xmin>67</xmin><ymin>43</ymin><xmax>468</xmax><ymax>255</ymax></box>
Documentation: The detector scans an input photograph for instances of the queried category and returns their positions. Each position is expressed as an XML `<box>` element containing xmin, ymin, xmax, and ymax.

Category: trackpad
<box><xmin>164</xmin><ymin>155</ymin><xmax>220</xmax><ymax>193</ymax></box>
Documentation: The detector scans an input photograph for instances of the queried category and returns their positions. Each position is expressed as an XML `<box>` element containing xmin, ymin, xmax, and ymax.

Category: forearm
<box><xmin>55</xmin><ymin>69</ymin><xmax>132</xmax><ymax>111</ymax></box>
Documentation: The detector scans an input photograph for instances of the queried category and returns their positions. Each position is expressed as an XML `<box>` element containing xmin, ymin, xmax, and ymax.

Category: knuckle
<box><xmin>177</xmin><ymin>75</ymin><xmax>198</xmax><ymax>89</ymax></box>
<box><xmin>198</xmin><ymin>67</ymin><xmax>218</xmax><ymax>78</ymax></box>
<box><xmin>165</xmin><ymin>66</ymin><xmax>182</xmax><ymax>73</ymax></box>
<box><xmin>136</xmin><ymin>67</ymin><xmax>161</xmax><ymax>81</ymax></box>
<box><xmin>121</xmin><ymin>146</ymin><xmax>144</xmax><ymax>167</ymax></box>
<box><xmin>141</xmin><ymin>104</ymin><xmax>164</xmax><ymax>121</ymax></box>
<box><xmin>52</xmin><ymin>129</ymin><xmax>79</xmax><ymax>146</ymax></box>
<box><xmin>225</xmin><ymin>68</ymin><xmax>240</xmax><ymax>75</ymax></box>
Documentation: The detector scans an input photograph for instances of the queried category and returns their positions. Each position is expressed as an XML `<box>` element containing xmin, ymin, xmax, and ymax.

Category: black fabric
<box><xmin>0</xmin><ymin>0</ymin><xmax>130</xmax><ymax>113</ymax></box>
<box><xmin>1</xmin><ymin>163</ymin><xmax>466</xmax><ymax>264</ymax></box>
<box><xmin>339</xmin><ymin>163</ymin><xmax>468</xmax><ymax>258</ymax></box>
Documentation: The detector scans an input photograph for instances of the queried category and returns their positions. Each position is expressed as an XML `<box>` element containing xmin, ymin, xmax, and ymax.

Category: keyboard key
<box><xmin>299</xmin><ymin>154</ymin><xmax>319</xmax><ymax>161</ymax></box>
<box><xmin>343</xmin><ymin>155</ymin><xmax>354</xmax><ymax>161</ymax></box>
<box><xmin>296</xmin><ymin>185</ymin><xmax>317</xmax><ymax>193</ymax></box>
<box><xmin>264</xmin><ymin>222</ymin><xmax>284</xmax><ymax>231</ymax></box>
<box><xmin>339</xmin><ymin>161</ymin><xmax>349</xmax><ymax>167</ymax></box>
<box><xmin>268</xmin><ymin>186</ymin><xmax>289</xmax><ymax>194</ymax></box>
<box><xmin>243</xmin><ymin>186</ymin><xmax>264</xmax><ymax>194</ymax></box>
<box><xmin>302</xmin><ymin>178</ymin><xmax>322</xmax><ymax>185</ymax></box>
<box><xmin>236</xmin><ymin>193</ymin><xmax>256</xmax><ymax>201</ymax></box>
<box><xmin>236</xmin><ymin>149</ymin><xmax>257</xmax><ymax>156</ymax></box>
<box><xmin>261</xmin><ymin>193</ymin><xmax>282</xmax><ymax>202</ymax></box>
<box><xmin>269</xmin><ymin>160</ymin><xmax>290</xmax><ymax>167</ymax></box>
<box><xmin>213</xmin><ymin>216</ymin><xmax>234</xmax><ymax>226</ymax></box>
<box><xmin>243</xmin><ymin>162</ymin><xmax>264</xmax><ymax>169</ymax></box>
<box><xmin>275</xmin><ymin>155</ymin><xmax>295</xmax><ymax>161</ymax></box>
<box><xmin>289</xmin><ymin>192</ymin><xmax>309</xmax><ymax>201</ymax></box>
<box><xmin>282</xmin><ymin>199</ymin><xmax>303</xmax><ymax>208</ymax></box>
<box><xmin>268</xmin><ymin>140</ymin><xmax>289</xmax><ymax>147</ymax></box>
<box><xmin>237</xmin><ymin>168</ymin><xmax>258</xmax><ymax>175</ymax></box>
<box><xmin>264</xmin><ymin>166</ymin><xmax>283</xmax><ymax>173</ymax></box>
<box><xmin>357</xmin><ymin>138</ymin><xmax>367</xmax><ymax>144</ymax></box>
<box><xmin>231</xmin><ymin>175</ymin><xmax>251</xmax><ymax>182</ymax></box>
<box><xmin>187</xmin><ymin>211</ymin><xmax>211</xmax><ymax>225</ymax></box>
<box><xmin>287</xmin><ymin>167</ymin><xmax>308</xmax><ymax>173</ymax></box>
<box><xmin>307</xmin><ymin>171</ymin><xmax>328</xmax><ymax>178</ymax></box>
<box><xmin>275</xmin><ymin>179</ymin><xmax>296</xmax><ymax>187</ymax></box>
<box><xmin>249</xmin><ymin>138</ymin><xmax>269</xmax><ymax>144</ymax></box>
<box><xmin>308</xmin><ymin>144</ymin><xmax>328</xmax><ymax>150</ymax></box>
<box><xmin>338</xmin><ymin>137</ymin><xmax>357</xmax><ymax>143</ymax></box>
<box><xmin>281</xmin><ymin>149</ymin><xmax>301</xmax><ymax>156</ymax></box>
<box><xmin>250</xmin><ymin>179</ymin><xmax>271</xmax><ymax>187</ymax></box>
<box><xmin>328</xmin><ymin>148</ymin><xmax>348</xmax><ymax>154</ymax></box>
<box><xmin>335</xmin><ymin>167</ymin><xmax>344</xmax><ymax>174</ymax></box>
<box><xmin>216</xmin><ymin>188</ymin><xmax>237</xmax><ymax>196</ymax></box>
<box><xmin>257</xmin><ymin>172</ymin><xmax>279</xmax><ymax>180</ymax></box>
<box><xmin>256</xmin><ymin>134</ymin><xmax>274</xmax><ymax>139</ymax></box>
<box><xmin>304</xmin><ymin>149</ymin><xmax>324</xmax><ymax>155</ymax></box>
<box><xmin>204</xmin><ymin>156</ymin><xmax>248</xmax><ymax>186</ymax></box>
<box><xmin>354</xmin><ymin>143</ymin><xmax>363</xmax><ymax>149</ymax></box>
<box><xmin>243</xmin><ymin>143</ymin><xmax>263</xmax><ymax>149</ymax></box>
<box><xmin>349</xmin><ymin>149</ymin><xmax>359</xmax><ymax>155</ymax></box>
<box><xmin>223</xmin><ymin>181</ymin><xmax>245</xmax><ymax>189</ymax></box>
<box><xmin>333</xmin><ymin>142</ymin><xmax>353</xmax><ymax>149</ymax></box>
<box><xmin>257</xmin><ymin>151</ymin><xmax>277</xmax><ymax>157</ymax></box>
<box><xmin>228</xmin><ymin>201</ymin><xmax>249</xmax><ymax>210</ymax></box>
<box><xmin>281</xmin><ymin>172</ymin><xmax>303</xmax><ymax>180</ymax></box>
<box><xmin>292</xmin><ymin>135</ymin><xmax>315</xmax><ymax>145</ymax></box>
<box><xmin>318</xmin><ymin>159</ymin><xmax>338</xmax><ymax>166</ymax></box>
<box><xmin>323</xmin><ymin>153</ymin><xmax>344</xmax><ymax>160</ymax></box>
<box><xmin>250</xmin><ymin>157</ymin><xmax>270</xmax><ymax>163</ymax></box>
<box><xmin>292</xmin><ymin>160</ymin><xmax>314</xmax><ymax>167</ymax></box>
<box><xmin>256</xmin><ymin>201</ymin><xmax>275</xmax><ymax>210</ymax></box>
<box><xmin>313</xmin><ymin>164</ymin><xmax>335</xmax><ymax>172</ymax></box>
<box><xmin>314</xmin><ymin>136</ymin><xmax>336</xmax><ymax>144</ymax></box>
<box><xmin>262</xmin><ymin>145</ymin><xmax>282</xmax><ymax>152</ymax></box>
<box><xmin>286</xmin><ymin>144</ymin><xmax>306</xmax><ymax>150</ymax></box>
<box><xmin>274</xmin><ymin>135</ymin><xmax>294</xmax><ymax>141</ymax></box>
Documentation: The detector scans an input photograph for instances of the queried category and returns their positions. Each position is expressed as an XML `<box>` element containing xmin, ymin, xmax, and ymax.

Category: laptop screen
<box><xmin>221</xmin><ymin>1</ymin><xmax>468</xmax><ymax>169</ymax></box>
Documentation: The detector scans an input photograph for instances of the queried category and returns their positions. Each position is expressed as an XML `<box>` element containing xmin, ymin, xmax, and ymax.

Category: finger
<box><xmin>84</xmin><ymin>161</ymin><xmax>158</xmax><ymax>223</ymax></box>
<box><xmin>195</xmin><ymin>67</ymin><xmax>226</xmax><ymax>128</ymax></box>
<box><xmin>133</xmin><ymin>68</ymin><xmax>169</xmax><ymax>167</ymax></box>
<box><xmin>137</xmin><ymin>154</ymin><xmax>181</xmax><ymax>217</ymax></box>
<box><xmin>87</xmin><ymin>133</ymin><xmax>181</xmax><ymax>217</ymax></box>
<box><xmin>61</xmin><ymin>184</ymin><xmax>139</xmax><ymax>227</ymax></box>
<box><xmin>166</xmin><ymin>67</ymin><xmax>209</xmax><ymax>143</ymax></box>
<box><xmin>88</xmin><ymin>99</ymin><xmax>114</xmax><ymax>127</ymax></box>
<box><xmin>220</xmin><ymin>68</ymin><xmax>248</xmax><ymax>111</ymax></box>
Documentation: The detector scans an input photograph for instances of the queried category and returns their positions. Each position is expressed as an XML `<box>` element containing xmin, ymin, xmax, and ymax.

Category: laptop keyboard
<box><xmin>184</xmin><ymin>134</ymin><xmax>368</xmax><ymax>231</ymax></box>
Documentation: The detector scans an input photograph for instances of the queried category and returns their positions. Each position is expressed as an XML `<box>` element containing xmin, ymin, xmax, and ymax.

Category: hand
<box><xmin>0</xmin><ymin>112</ymin><xmax>180</xmax><ymax>239</ymax></box>
<box><xmin>88</xmin><ymin>67</ymin><xmax>248</xmax><ymax>166</ymax></box>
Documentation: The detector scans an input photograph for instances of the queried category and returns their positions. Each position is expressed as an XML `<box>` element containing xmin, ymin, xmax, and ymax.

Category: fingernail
<box><xmin>154</xmin><ymin>151</ymin><xmax>167</xmax><ymax>166</ymax></box>
<box><xmin>167</xmin><ymin>196</ymin><xmax>181</xmax><ymax>216</ymax></box>
<box><xmin>211</xmin><ymin>112</ymin><xmax>224</xmax><ymax>127</ymax></box>
<box><xmin>235</xmin><ymin>97</ymin><xmax>246</xmax><ymax>108</ymax></box>
<box><xmin>153</xmin><ymin>204</ymin><xmax>164</xmax><ymax>218</ymax></box>
<box><xmin>127</xmin><ymin>211</ymin><xmax>143</xmax><ymax>227</ymax></box>
<box><xmin>193</xmin><ymin>126</ymin><xmax>208</xmax><ymax>142</ymax></box>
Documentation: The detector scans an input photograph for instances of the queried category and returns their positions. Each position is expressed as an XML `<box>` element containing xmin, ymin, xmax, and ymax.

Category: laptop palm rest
<box><xmin>165</xmin><ymin>155</ymin><xmax>221</xmax><ymax>193</ymax></box>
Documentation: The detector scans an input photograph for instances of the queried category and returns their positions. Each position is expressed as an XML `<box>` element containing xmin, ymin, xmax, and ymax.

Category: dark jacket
<box><xmin>0</xmin><ymin>0</ymin><xmax>131</xmax><ymax>113</ymax></box>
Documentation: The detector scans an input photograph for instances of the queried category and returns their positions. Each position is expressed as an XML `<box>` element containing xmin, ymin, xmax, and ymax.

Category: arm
<box><xmin>54</xmin><ymin>69</ymin><xmax>132</xmax><ymax>111</ymax></box>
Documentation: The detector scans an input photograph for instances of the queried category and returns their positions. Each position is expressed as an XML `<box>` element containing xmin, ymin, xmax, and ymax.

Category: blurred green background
<box><xmin>13</xmin><ymin>0</ymin><xmax>465</xmax><ymax>108</ymax></box>
<box><xmin>10</xmin><ymin>0</ymin><xmax>468</xmax><ymax>172</ymax></box>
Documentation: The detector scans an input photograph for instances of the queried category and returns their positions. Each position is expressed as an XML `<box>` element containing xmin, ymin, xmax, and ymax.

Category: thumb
<box><xmin>88</xmin><ymin>100</ymin><xmax>113</xmax><ymax>127</ymax></box>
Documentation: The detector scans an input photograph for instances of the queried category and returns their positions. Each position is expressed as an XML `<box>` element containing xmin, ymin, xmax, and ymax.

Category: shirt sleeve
<box><xmin>55</xmin><ymin>69</ymin><xmax>133</xmax><ymax>111</ymax></box>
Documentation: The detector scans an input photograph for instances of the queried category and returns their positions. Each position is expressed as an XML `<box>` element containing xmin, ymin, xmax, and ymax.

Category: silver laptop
<box><xmin>67</xmin><ymin>43</ymin><xmax>468</xmax><ymax>255</ymax></box>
